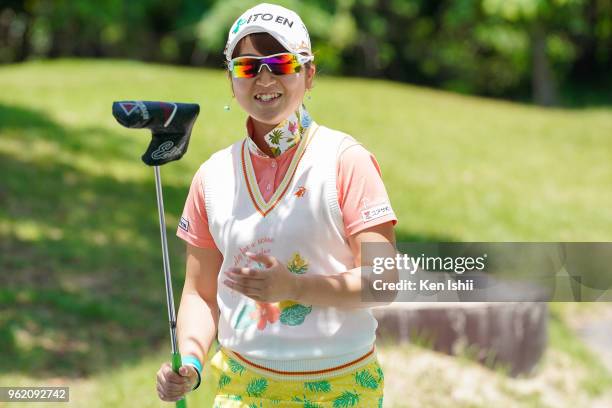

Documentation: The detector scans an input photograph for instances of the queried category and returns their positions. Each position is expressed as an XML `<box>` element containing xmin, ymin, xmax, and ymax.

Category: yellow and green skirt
<box><xmin>209</xmin><ymin>347</ymin><xmax>384</xmax><ymax>407</ymax></box>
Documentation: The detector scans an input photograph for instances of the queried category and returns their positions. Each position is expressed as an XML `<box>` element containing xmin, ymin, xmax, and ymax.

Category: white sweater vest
<box><xmin>203</xmin><ymin>123</ymin><xmax>378</xmax><ymax>370</ymax></box>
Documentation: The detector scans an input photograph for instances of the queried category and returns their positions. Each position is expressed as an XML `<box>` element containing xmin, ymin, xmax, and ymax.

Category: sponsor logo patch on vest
<box><xmin>361</xmin><ymin>202</ymin><xmax>393</xmax><ymax>222</ymax></box>
<box><xmin>179</xmin><ymin>216</ymin><xmax>190</xmax><ymax>232</ymax></box>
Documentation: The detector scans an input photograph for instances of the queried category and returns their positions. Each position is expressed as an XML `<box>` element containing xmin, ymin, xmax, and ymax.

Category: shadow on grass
<box><xmin>0</xmin><ymin>152</ymin><xmax>192</xmax><ymax>378</ymax></box>
<box><xmin>0</xmin><ymin>103</ymin><xmax>145</xmax><ymax>162</ymax></box>
<box><xmin>0</xmin><ymin>104</ymin><xmax>192</xmax><ymax>378</ymax></box>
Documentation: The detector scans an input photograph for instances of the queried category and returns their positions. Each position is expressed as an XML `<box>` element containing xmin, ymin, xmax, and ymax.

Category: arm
<box><xmin>177</xmin><ymin>243</ymin><xmax>223</xmax><ymax>364</ymax></box>
<box><xmin>224</xmin><ymin>221</ymin><xmax>399</xmax><ymax>309</ymax></box>
<box><xmin>292</xmin><ymin>221</ymin><xmax>399</xmax><ymax>308</ymax></box>
<box><xmin>157</xmin><ymin>244</ymin><xmax>221</xmax><ymax>401</ymax></box>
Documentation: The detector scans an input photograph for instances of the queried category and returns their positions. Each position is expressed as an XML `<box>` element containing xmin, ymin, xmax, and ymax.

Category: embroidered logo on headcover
<box><xmin>361</xmin><ymin>202</ymin><xmax>393</xmax><ymax>222</ymax></box>
<box><xmin>152</xmin><ymin>140</ymin><xmax>182</xmax><ymax>160</ymax></box>
<box><xmin>179</xmin><ymin>216</ymin><xmax>190</xmax><ymax>232</ymax></box>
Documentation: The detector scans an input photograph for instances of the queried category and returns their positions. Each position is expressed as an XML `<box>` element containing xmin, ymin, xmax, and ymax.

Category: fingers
<box><xmin>246</xmin><ymin>251</ymin><xmax>276</xmax><ymax>268</ymax></box>
<box><xmin>225</xmin><ymin>272</ymin><xmax>266</xmax><ymax>290</ymax></box>
<box><xmin>225</xmin><ymin>268</ymin><xmax>265</xmax><ymax>287</ymax></box>
<box><xmin>224</xmin><ymin>277</ymin><xmax>263</xmax><ymax>298</ymax></box>
<box><xmin>178</xmin><ymin>365</ymin><xmax>198</xmax><ymax>381</ymax></box>
<box><xmin>156</xmin><ymin>362</ymin><xmax>194</xmax><ymax>402</ymax></box>
<box><xmin>157</xmin><ymin>383</ymin><xmax>188</xmax><ymax>402</ymax></box>
<box><xmin>226</xmin><ymin>267</ymin><xmax>266</xmax><ymax>279</ymax></box>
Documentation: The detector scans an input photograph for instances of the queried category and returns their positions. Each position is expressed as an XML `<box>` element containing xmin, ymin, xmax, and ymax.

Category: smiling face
<box><xmin>230</xmin><ymin>34</ymin><xmax>315</xmax><ymax>127</ymax></box>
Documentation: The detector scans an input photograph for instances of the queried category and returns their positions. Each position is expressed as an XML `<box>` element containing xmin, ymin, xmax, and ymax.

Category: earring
<box><xmin>223</xmin><ymin>95</ymin><xmax>234</xmax><ymax>111</ymax></box>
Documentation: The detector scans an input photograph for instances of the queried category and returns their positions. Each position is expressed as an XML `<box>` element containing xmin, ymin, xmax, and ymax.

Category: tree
<box><xmin>482</xmin><ymin>0</ymin><xmax>589</xmax><ymax>106</ymax></box>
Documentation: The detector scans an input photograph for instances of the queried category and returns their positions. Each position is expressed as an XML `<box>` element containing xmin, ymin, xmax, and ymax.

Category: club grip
<box><xmin>172</xmin><ymin>352</ymin><xmax>187</xmax><ymax>408</ymax></box>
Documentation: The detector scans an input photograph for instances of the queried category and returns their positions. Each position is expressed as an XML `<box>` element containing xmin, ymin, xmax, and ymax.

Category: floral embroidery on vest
<box><xmin>232</xmin><ymin>251</ymin><xmax>313</xmax><ymax>330</ymax></box>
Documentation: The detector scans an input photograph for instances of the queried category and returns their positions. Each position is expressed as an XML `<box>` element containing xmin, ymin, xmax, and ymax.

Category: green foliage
<box><xmin>375</xmin><ymin>366</ymin><xmax>384</xmax><ymax>383</ymax></box>
<box><xmin>270</xmin><ymin>146</ymin><xmax>281</xmax><ymax>157</ymax></box>
<box><xmin>268</xmin><ymin>129</ymin><xmax>283</xmax><ymax>145</ymax></box>
<box><xmin>218</xmin><ymin>373</ymin><xmax>231</xmax><ymax>389</ymax></box>
<box><xmin>353</xmin><ymin>370</ymin><xmax>379</xmax><ymax>389</ymax></box>
<box><xmin>246</xmin><ymin>377</ymin><xmax>268</xmax><ymax>397</ymax></box>
<box><xmin>279</xmin><ymin>304</ymin><xmax>312</xmax><ymax>326</ymax></box>
<box><xmin>304</xmin><ymin>380</ymin><xmax>332</xmax><ymax>393</ymax></box>
<box><xmin>228</xmin><ymin>358</ymin><xmax>246</xmax><ymax>375</ymax></box>
<box><xmin>0</xmin><ymin>0</ymin><xmax>610</xmax><ymax>103</ymax></box>
<box><xmin>332</xmin><ymin>390</ymin><xmax>360</xmax><ymax>408</ymax></box>
<box><xmin>292</xmin><ymin>394</ymin><xmax>324</xmax><ymax>408</ymax></box>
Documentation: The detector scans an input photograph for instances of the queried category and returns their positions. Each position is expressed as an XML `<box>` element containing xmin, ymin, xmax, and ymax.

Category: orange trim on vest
<box><xmin>241</xmin><ymin>126</ymin><xmax>317</xmax><ymax>217</ymax></box>
<box><xmin>230</xmin><ymin>346</ymin><xmax>375</xmax><ymax>376</ymax></box>
<box><xmin>241</xmin><ymin>140</ymin><xmax>265</xmax><ymax>216</ymax></box>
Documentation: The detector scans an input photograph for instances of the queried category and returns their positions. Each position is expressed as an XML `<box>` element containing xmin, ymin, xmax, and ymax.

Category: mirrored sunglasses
<box><xmin>229</xmin><ymin>53</ymin><xmax>314</xmax><ymax>79</ymax></box>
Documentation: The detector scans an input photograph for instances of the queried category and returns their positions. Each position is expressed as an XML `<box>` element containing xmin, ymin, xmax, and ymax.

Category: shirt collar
<box><xmin>245</xmin><ymin>104</ymin><xmax>313</xmax><ymax>158</ymax></box>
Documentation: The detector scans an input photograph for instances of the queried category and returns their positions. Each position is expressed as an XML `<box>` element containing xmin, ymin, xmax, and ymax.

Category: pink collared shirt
<box><xmin>177</xmin><ymin>138</ymin><xmax>397</xmax><ymax>249</ymax></box>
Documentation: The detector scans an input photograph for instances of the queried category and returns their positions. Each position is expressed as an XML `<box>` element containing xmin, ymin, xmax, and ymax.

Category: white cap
<box><xmin>224</xmin><ymin>3</ymin><xmax>312</xmax><ymax>61</ymax></box>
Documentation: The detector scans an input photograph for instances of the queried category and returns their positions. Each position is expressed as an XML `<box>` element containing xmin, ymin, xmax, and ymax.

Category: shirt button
<box><xmin>266</xmin><ymin>183</ymin><xmax>272</xmax><ymax>191</ymax></box>
<box><xmin>271</xmin><ymin>161</ymin><xmax>276</xmax><ymax>168</ymax></box>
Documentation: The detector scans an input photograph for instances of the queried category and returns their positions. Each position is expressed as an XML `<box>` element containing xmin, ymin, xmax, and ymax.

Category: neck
<box><xmin>251</xmin><ymin>119</ymin><xmax>278</xmax><ymax>156</ymax></box>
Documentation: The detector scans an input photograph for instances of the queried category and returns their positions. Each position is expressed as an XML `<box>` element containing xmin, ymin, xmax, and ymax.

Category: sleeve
<box><xmin>176</xmin><ymin>165</ymin><xmax>218</xmax><ymax>249</ymax></box>
<box><xmin>337</xmin><ymin>141</ymin><xmax>398</xmax><ymax>237</ymax></box>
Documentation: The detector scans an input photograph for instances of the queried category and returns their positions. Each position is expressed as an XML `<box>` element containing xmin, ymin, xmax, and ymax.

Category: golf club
<box><xmin>113</xmin><ymin>100</ymin><xmax>200</xmax><ymax>408</ymax></box>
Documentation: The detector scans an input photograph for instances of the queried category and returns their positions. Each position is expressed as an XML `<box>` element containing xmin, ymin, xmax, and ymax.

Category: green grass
<box><xmin>0</xmin><ymin>59</ymin><xmax>611</xmax><ymax>407</ymax></box>
<box><xmin>547</xmin><ymin>303</ymin><xmax>612</xmax><ymax>396</ymax></box>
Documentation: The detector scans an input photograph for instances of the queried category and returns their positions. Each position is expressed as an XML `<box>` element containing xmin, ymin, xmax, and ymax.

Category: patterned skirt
<box><xmin>209</xmin><ymin>347</ymin><xmax>384</xmax><ymax>407</ymax></box>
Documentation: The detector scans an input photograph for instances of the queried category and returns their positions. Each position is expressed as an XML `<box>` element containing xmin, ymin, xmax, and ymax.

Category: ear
<box><xmin>305</xmin><ymin>63</ymin><xmax>316</xmax><ymax>90</ymax></box>
<box><xmin>228</xmin><ymin>73</ymin><xmax>235</xmax><ymax>96</ymax></box>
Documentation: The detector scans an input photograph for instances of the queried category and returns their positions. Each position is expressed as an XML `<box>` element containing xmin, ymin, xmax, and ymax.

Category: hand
<box><xmin>156</xmin><ymin>362</ymin><xmax>198</xmax><ymax>402</ymax></box>
<box><xmin>223</xmin><ymin>252</ymin><xmax>298</xmax><ymax>302</ymax></box>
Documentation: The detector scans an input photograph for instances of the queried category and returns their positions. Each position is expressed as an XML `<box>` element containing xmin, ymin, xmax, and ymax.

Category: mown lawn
<box><xmin>0</xmin><ymin>59</ymin><xmax>611</xmax><ymax>407</ymax></box>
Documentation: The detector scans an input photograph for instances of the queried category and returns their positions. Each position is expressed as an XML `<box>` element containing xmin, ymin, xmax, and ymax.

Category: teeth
<box><xmin>255</xmin><ymin>93</ymin><xmax>281</xmax><ymax>101</ymax></box>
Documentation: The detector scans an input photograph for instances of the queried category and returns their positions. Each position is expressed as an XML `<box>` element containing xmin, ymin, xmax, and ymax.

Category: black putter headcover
<box><xmin>112</xmin><ymin>101</ymin><xmax>200</xmax><ymax>166</ymax></box>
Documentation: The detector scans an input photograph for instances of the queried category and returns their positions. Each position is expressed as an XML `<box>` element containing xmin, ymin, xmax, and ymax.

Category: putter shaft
<box><xmin>154</xmin><ymin>166</ymin><xmax>179</xmax><ymax>353</ymax></box>
<box><xmin>154</xmin><ymin>166</ymin><xmax>186</xmax><ymax>408</ymax></box>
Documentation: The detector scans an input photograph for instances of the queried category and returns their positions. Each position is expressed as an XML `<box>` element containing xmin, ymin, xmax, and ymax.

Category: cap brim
<box><xmin>225</xmin><ymin>25</ymin><xmax>295</xmax><ymax>61</ymax></box>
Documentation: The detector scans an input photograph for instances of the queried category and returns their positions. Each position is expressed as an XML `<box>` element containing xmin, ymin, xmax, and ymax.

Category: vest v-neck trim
<box><xmin>241</xmin><ymin>123</ymin><xmax>319</xmax><ymax>217</ymax></box>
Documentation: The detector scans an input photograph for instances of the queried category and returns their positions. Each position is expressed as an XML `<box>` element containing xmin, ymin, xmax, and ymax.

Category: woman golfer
<box><xmin>157</xmin><ymin>3</ymin><xmax>398</xmax><ymax>407</ymax></box>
